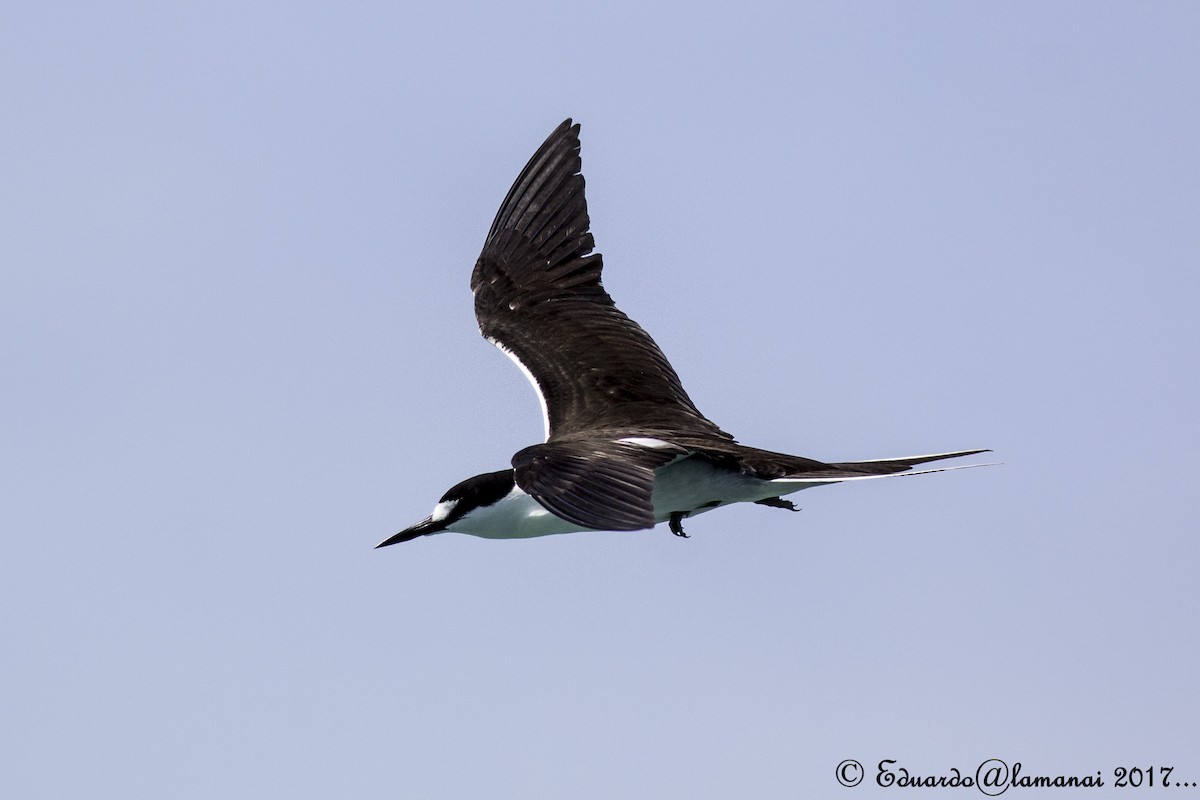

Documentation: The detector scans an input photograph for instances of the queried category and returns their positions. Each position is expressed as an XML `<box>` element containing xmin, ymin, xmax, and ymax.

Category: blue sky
<box><xmin>3</xmin><ymin>2</ymin><xmax>1198</xmax><ymax>797</ymax></box>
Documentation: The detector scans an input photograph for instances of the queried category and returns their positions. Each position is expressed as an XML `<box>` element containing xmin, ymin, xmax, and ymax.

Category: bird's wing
<box><xmin>471</xmin><ymin>119</ymin><xmax>732</xmax><ymax>443</ymax></box>
<box><xmin>511</xmin><ymin>438</ymin><xmax>684</xmax><ymax>531</ymax></box>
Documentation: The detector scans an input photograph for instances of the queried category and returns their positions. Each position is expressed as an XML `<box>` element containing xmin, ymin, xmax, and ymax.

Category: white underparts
<box><xmin>446</xmin><ymin>484</ymin><xmax>590</xmax><ymax>539</ymax></box>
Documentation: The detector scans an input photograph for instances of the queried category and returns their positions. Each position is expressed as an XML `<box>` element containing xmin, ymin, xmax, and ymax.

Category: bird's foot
<box><xmin>669</xmin><ymin>511</ymin><xmax>689</xmax><ymax>538</ymax></box>
<box><xmin>755</xmin><ymin>497</ymin><xmax>800</xmax><ymax>512</ymax></box>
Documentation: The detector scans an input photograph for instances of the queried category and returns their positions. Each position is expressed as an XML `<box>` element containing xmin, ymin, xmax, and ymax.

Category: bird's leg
<box><xmin>755</xmin><ymin>497</ymin><xmax>800</xmax><ymax>512</ymax></box>
<box><xmin>669</xmin><ymin>511</ymin><xmax>689</xmax><ymax>538</ymax></box>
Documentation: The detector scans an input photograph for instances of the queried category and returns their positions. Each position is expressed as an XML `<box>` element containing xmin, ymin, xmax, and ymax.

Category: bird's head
<box><xmin>376</xmin><ymin>469</ymin><xmax>516</xmax><ymax>547</ymax></box>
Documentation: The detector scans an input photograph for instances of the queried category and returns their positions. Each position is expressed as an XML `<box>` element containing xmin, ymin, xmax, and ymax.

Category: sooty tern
<box><xmin>378</xmin><ymin>119</ymin><xmax>986</xmax><ymax>547</ymax></box>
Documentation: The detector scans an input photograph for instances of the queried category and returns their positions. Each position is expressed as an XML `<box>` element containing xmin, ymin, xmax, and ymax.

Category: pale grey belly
<box><xmin>649</xmin><ymin>457</ymin><xmax>816</xmax><ymax>523</ymax></box>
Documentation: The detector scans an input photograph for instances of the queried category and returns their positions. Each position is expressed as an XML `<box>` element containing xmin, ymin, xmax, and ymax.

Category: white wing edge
<box><xmin>487</xmin><ymin>336</ymin><xmax>551</xmax><ymax>442</ymax></box>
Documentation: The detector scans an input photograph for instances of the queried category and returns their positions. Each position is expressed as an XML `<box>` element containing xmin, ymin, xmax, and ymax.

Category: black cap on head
<box><xmin>375</xmin><ymin>469</ymin><xmax>516</xmax><ymax>548</ymax></box>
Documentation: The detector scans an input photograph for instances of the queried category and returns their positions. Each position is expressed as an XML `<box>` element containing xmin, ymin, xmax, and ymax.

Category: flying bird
<box><xmin>378</xmin><ymin>120</ymin><xmax>986</xmax><ymax>547</ymax></box>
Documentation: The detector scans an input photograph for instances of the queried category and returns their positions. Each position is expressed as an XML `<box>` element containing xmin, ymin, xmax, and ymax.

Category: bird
<box><xmin>377</xmin><ymin>119</ymin><xmax>987</xmax><ymax>547</ymax></box>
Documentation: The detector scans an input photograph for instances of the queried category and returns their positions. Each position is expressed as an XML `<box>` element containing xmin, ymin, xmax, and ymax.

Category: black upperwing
<box><xmin>510</xmin><ymin>439</ymin><xmax>686</xmax><ymax>531</ymax></box>
<box><xmin>470</xmin><ymin>119</ymin><xmax>733</xmax><ymax>445</ymax></box>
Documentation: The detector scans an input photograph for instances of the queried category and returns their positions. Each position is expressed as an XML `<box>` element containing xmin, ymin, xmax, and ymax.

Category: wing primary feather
<box><xmin>472</xmin><ymin>120</ymin><xmax>733</xmax><ymax>442</ymax></box>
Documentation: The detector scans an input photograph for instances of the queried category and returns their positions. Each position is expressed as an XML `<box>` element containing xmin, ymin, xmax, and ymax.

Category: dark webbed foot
<box><xmin>755</xmin><ymin>497</ymin><xmax>800</xmax><ymax>512</ymax></box>
<box><xmin>669</xmin><ymin>511</ymin><xmax>689</xmax><ymax>538</ymax></box>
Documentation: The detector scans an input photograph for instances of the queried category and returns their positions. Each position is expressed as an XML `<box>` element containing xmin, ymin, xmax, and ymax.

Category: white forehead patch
<box><xmin>430</xmin><ymin>499</ymin><xmax>458</xmax><ymax>522</ymax></box>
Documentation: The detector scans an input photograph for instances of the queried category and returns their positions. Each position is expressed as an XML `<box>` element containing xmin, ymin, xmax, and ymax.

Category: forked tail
<box><xmin>825</xmin><ymin>448</ymin><xmax>992</xmax><ymax>476</ymax></box>
<box><xmin>754</xmin><ymin>448</ymin><xmax>993</xmax><ymax>487</ymax></box>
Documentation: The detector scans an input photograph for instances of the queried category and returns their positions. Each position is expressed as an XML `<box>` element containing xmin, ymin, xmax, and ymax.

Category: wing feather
<box><xmin>471</xmin><ymin>120</ymin><xmax>732</xmax><ymax>443</ymax></box>
<box><xmin>511</xmin><ymin>439</ymin><xmax>683</xmax><ymax>531</ymax></box>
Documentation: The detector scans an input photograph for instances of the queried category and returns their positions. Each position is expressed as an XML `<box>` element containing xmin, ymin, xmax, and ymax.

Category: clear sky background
<box><xmin>3</xmin><ymin>2</ymin><xmax>1197</xmax><ymax>797</ymax></box>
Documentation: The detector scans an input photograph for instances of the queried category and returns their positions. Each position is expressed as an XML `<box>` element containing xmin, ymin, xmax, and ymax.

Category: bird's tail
<box><xmin>826</xmin><ymin>448</ymin><xmax>992</xmax><ymax>475</ymax></box>
<box><xmin>763</xmin><ymin>448</ymin><xmax>993</xmax><ymax>486</ymax></box>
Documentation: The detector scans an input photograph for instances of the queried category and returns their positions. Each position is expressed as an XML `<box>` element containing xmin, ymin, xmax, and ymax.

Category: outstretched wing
<box><xmin>471</xmin><ymin>119</ymin><xmax>732</xmax><ymax>443</ymax></box>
